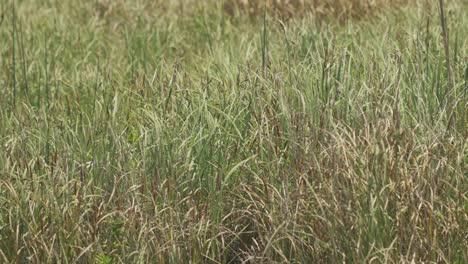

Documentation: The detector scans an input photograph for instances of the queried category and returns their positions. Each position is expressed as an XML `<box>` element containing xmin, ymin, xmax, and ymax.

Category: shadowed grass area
<box><xmin>0</xmin><ymin>0</ymin><xmax>467</xmax><ymax>263</ymax></box>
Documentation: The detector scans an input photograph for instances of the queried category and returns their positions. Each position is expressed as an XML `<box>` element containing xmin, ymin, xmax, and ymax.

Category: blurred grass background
<box><xmin>223</xmin><ymin>0</ymin><xmax>409</xmax><ymax>19</ymax></box>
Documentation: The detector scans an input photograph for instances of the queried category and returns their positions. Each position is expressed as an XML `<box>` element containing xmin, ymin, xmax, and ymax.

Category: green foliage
<box><xmin>0</xmin><ymin>0</ymin><xmax>466</xmax><ymax>263</ymax></box>
<box><xmin>96</xmin><ymin>253</ymin><xmax>112</xmax><ymax>264</ymax></box>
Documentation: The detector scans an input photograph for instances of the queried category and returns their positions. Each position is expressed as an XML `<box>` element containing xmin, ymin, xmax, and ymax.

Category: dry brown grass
<box><xmin>223</xmin><ymin>0</ymin><xmax>411</xmax><ymax>19</ymax></box>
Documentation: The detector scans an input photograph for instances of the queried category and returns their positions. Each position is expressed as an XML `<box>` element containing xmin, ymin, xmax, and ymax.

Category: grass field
<box><xmin>0</xmin><ymin>0</ymin><xmax>467</xmax><ymax>263</ymax></box>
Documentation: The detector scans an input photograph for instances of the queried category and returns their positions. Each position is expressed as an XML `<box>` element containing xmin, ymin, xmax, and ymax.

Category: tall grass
<box><xmin>0</xmin><ymin>0</ymin><xmax>467</xmax><ymax>263</ymax></box>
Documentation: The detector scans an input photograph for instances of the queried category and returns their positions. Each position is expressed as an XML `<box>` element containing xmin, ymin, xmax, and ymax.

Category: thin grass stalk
<box><xmin>262</xmin><ymin>0</ymin><xmax>268</xmax><ymax>73</ymax></box>
<box><xmin>19</xmin><ymin>20</ymin><xmax>29</xmax><ymax>100</ymax></box>
<box><xmin>438</xmin><ymin>0</ymin><xmax>455</xmax><ymax>130</ymax></box>
<box><xmin>44</xmin><ymin>36</ymin><xmax>50</xmax><ymax>164</ymax></box>
<box><xmin>11</xmin><ymin>1</ymin><xmax>16</xmax><ymax>110</ymax></box>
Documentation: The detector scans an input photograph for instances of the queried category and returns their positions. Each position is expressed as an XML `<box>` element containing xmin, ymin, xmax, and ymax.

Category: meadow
<box><xmin>0</xmin><ymin>0</ymin><xmax>467</xmax><ymax>263</ymax></box>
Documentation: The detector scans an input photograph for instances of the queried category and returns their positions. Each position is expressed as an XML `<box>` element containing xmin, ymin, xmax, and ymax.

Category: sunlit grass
<box><xmin>0</xmin><ymin>0</ymin><xmax>467</xmax><ymax>263</ymax></box>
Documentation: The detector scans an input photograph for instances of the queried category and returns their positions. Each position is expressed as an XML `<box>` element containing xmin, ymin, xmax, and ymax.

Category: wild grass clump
<box><xmin>0</xmin><ymin>0</ymin><xmax>467</xmax><ymax>263</ymax></box>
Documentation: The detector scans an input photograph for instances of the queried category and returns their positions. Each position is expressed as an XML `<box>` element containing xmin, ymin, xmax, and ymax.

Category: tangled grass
<box><xmin>0</xmin><ymin>0</ymin><xmax>467</xmax><ymax>263</ymax></box>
